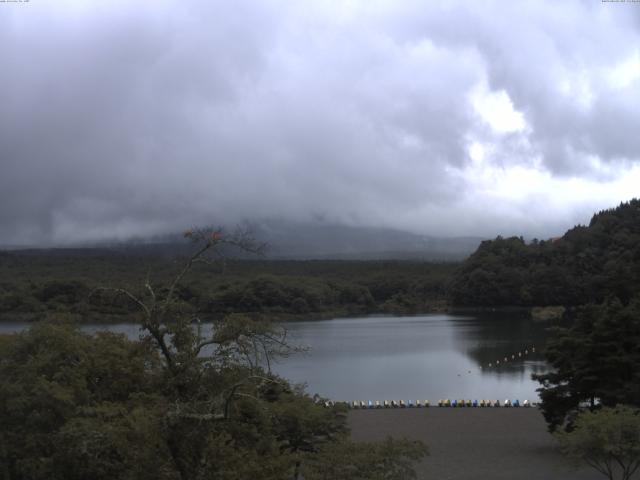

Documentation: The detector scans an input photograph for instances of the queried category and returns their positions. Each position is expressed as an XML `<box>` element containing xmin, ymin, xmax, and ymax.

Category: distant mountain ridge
<box><xmin>1</xmin><ymin>221</ymin><xmax>483</xmax><ymax>261</ymax></box>
<box><xmin>250</xmin><ymin>220</ymin><xmax>482</xmax><ymax>260</ymax></box>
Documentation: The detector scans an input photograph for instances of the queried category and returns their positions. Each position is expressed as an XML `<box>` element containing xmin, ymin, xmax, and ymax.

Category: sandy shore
<box><xmin>348</xmin><ymin>408</ymin><xmax>605</xmax><ymax>480</ymax></box>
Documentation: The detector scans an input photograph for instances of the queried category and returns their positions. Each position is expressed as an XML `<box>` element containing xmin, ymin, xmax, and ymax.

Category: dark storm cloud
<box><xmin>1</xmin><ymin>0</ymin><xmax>639</xmax><ymax>245</ymax></box>
<box><xmin>383</xmin><ymin>1</ymin><xmax>640</xmax><ymax>172</ymax></box>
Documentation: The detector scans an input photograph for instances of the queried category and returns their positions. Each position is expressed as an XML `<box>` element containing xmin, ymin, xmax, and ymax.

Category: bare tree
<box><xmin>93</xmin><ymin>225</ymin><xmax>300</xmax><ymax>407</ymax></box>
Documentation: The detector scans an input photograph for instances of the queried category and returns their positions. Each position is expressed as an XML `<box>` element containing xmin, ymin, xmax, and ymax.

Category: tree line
<box><xmin>0</xmin><ymin>228</ymin><xmax>427</xmax><ymax>479</ymax></box>
<box><xmin>449</xmin><ymin>199</ymin><xmax>640</xmax><ymax>307</ymax></box>
<box><xmin>3</xmin><ymin>199</ymin><xmax>639</xmax><ymax>322</ymax></box>
<box><xmin>0</xmin><ymin>254</ymin><xmax>454</xmax><ymax>322</ymax></box>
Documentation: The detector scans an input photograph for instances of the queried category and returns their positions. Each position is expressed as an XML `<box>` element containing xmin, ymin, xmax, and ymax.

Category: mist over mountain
<box><xmin>2</xmin><ymin>1</ymin><xmax>640</xmax><ymax>246</ymax></box>
<box><xmin>250</xmin><ymin>220</ymin><xmax>483</xmax><ymax>260</ymax></box>
<box><xmin>2</xmin><ymin>221</ymin><xmax>483</xmax><ymax>261</ymax></box>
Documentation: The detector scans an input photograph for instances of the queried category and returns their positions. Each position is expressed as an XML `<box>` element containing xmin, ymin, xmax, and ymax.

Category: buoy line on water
<box><xmin>458</xmin><ymin>346</ymin><xmax>536</xmax><ymax>377</ymax></box>
<box><xmin>453</xmin><ymin>345</ymin><xmax>539</xmax><ymax>377</ymax></box>
<box><xmin>318</xmin><ymin>346</ymin><xmax>543</xmax><ymax>410</ymax></box>
<box><xmin>485</xmin><ymin>345</ymin><xmax>537</xmax><ymax>370</ymax></box>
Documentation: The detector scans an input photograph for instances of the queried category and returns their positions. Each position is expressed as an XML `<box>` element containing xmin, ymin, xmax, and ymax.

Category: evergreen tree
<box><xmin>535</xmin><ymin>297</ymin><xmax>640</xmax><ymax>431</ymax></box>
<box><xmin>449</xmin><ymin>199</ymin><xmax>640</xmax><ymax>308</ymax></box>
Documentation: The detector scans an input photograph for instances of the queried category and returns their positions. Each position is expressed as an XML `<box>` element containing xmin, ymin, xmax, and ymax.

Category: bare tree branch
<box><xmin>91</xmin><ymin>286</ymin><xmax>151</xmax><ymax>319</ymax></box>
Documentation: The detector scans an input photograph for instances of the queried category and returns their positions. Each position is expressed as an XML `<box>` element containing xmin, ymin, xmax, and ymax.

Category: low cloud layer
<box><xmin>1</xmin><ymin>0</ymin><xmax>639</xmax><ymax>245</ymax></box>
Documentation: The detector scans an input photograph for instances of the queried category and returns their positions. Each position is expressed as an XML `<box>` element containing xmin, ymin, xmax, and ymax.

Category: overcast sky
<box><xmin>1</xmin><ymin>0</ymin><xmax>639</xmax><ymax>246</ymax></box>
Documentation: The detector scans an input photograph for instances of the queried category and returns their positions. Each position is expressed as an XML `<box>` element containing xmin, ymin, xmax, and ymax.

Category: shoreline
<box><xmin>0</xmin><ymin>306</ymin><xmax>537</xmax><ymax>324</ymax></box>
<box><xmin>0</xmin><ymin>309</ymin><xmax>446</xmax><ymax>324</ymax></box>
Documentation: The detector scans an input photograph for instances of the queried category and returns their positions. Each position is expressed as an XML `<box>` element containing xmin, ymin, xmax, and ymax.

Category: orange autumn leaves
<box><xmin>183</xmin><ymin>228</ymin><xmax>223</xmax><ymax>242</ymax></box>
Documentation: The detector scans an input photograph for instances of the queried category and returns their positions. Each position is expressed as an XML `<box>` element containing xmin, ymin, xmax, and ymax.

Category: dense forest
<box><xmin>0</xmin><ymin>252</ymin><xmax>455</xmax><ymax>323</ymax></box>
<box><xmin>534</xmin><ymin>296</ymin><xmax>640</xmax><ymax>431</ymax></box>
<box><xmin>2</xmin><ymin>199</ymin><xmax>639</xmax><ymax>321</ymax></box>
<box><xmin>449</xmin><ymin>199</ymin><xmax>640</xmax><ymax>308</ymax></box>
<box><xmin>3</xmin><ymin>203</ymin><xmax>640</xmax><ymax>476</ymax></box>
<box><xmin>0</xmin><ymin>233</ymin><xmax>427</xmax><ymax>479</ymax></box>
<box><xmin>446</xmin><ymin>199</ymin><xmax>640</xmax><ymax>436</ymax></box>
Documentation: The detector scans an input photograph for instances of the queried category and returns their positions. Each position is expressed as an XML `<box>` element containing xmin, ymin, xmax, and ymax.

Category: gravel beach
<box><xmin>349</xmin><ymin>408</ymin><xmax>605</xmax><ymax>480</ymax></box>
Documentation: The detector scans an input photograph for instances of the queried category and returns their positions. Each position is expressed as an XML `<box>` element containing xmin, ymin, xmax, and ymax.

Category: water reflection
<box><xmin>276</xmin><ymin>314</ymin><xmax>551</xmax><ymax>401</ymax></box>
<box><xmin>448</xmin><ymin>311</ymin><xmax>549</xmax><ymax>379</ymax></box>
<box><xmin>0</xmin><ymin>314</ymin><xmax>552</xmax><ymax>401</ymax></box>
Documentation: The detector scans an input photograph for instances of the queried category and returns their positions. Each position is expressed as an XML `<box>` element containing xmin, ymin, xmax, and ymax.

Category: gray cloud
<box><xmin>1</xmin><ymin>0</ymin><xmax>639</xmax><ymax>246</ymax></box>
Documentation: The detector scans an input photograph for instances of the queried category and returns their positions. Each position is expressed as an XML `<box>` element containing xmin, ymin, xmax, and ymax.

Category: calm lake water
<box><xmin>0</xmin><ymin>313</ymin><xmax>549</xmax><ymax>402</ymax></box>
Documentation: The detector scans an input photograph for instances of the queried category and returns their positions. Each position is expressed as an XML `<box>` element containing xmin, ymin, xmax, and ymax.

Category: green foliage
<box><xmin>301</xmin><ymin>436</ymin><xmax>428</xmax><ymax>480</ymax></box>
<box><xmin>534</xmin><ymin>297</ymin><xmax>640</xmax><ymax>432</ymax></box>
<box><xmin>0</xmin><ymin>254</ymin><xmax>455</xmax><ymax>321</ymax></box>
<box><xmin>0</xmin><ymin>231</ymin><xmax>427</xmax><ymax>479</ymax></box>
<box><xmin>0</xmin><ymin>322</ymin><xmax>168</xmax><ymax>480</ymax></box>
<box><xmin>555</xmin><ymin>405</ymin><xmax>640</xmax><ymax>480</ymax></box>
<box><xmin>450</xmin><ymin>199</ymin><xmax>640</xmax><ymax>307</ymax></box>
<box><xmin>0</xmin><ymin>314</ymin><xmax>426</xmax><ymax>480</ymax></box>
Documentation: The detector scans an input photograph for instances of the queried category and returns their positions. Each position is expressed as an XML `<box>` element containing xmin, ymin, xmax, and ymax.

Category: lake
<box><xmin>0</xmin><ymin>313</ymin><xmax>550</xmax><ymax>402</ymax></box>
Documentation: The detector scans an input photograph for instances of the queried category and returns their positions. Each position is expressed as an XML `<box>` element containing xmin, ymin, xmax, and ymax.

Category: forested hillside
<box><xmin>0</xmin><ymin>254</ymin><xmax>454</xmax><ymax>322</ymax></box>
<box><xmin>0</xmin><ymin>232</ymin><xmax>428</xmax><ymax>479</ymax></box>
<box><xmin>449</xmin><ymin>199</ymin><xmax>640</xmax><ymax>307</ymax></box>
<box><xmin>4</xmin><ymin>200</ymin><xmax>638</xmax><ymax>319</ymax></box>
